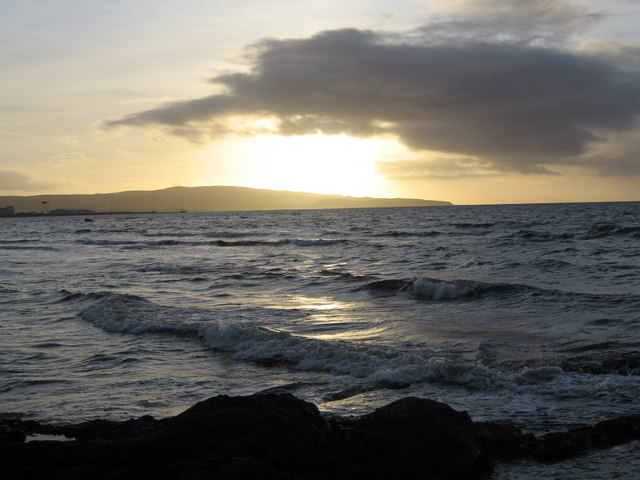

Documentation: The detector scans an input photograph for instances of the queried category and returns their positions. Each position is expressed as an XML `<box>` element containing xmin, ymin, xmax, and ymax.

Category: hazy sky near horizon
<box><xmin>2</xmin><ymin>0</ymin><xmax>640</xmax><ymax>205</ymax></box>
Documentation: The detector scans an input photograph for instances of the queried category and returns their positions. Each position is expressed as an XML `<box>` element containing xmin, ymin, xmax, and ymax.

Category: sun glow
<box><xmin>201</xmin><ymin>133</ymin><xmax>395</xmax><ymax>197</ymax></box>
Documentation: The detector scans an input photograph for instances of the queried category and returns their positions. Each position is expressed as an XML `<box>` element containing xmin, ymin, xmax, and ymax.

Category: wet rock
<box><xmin>0</xmin><ymin>418</ymin><xmax>46</xmax><ymax>444</ymax></box>
<box><xmin>0</xmin><ymin>424</ymin><xmax>26</xmax><ymax>443</ymax></box>
<box><xmin>155</xmin><ymin>393</ymin><xmax>354</xmax><ymax>477</ymax></box>
<box><xmin>344</xmin><ymin>397</ymin><xmax>492</xmax><ymax>479</ymax></box>
<box><xmin>1</xmin><ymin>394</ymin><xmax>639</xmax><ymax>479</ymax></box>
<box><xmin>533</xmin><ymin>414</ymin><xmax>640</xmax><ymax>463</ymax></box>
<box><xmin>0</xmin><ymin>394</ymin><xmax>356</xmax><ymax>480</ymax></box>
<box><xmin>49</xmin><ymin>414</ymin><xmax>157</xmax><ymax>441</ymax></box>
<box><xmin>473</xmin><ymin>421</ymin><xmax>536</xmax><ymax>461</ymax></box>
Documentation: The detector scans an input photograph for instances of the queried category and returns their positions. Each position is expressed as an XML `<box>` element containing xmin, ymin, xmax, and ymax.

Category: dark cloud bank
<box><xmin>106</xmin><ymin>1</ymin><xmax>640</xmax><ymax>178</ymax></box>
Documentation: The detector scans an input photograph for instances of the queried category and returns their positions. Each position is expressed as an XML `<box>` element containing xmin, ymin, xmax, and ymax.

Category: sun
<box><xmin>200</xmin><ymin>133</ymin><xmax>395</xmax><ymax>197</ymax></box>
<box><xmin>247</xmin><ymin>134</ymin><xmax>387</xmax><ymax>196</ymax></box>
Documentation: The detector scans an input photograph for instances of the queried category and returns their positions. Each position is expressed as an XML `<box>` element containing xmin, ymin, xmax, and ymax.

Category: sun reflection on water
<box><xmin>267</xmin><ymin>296</ymin><xmax>386</xmax><ymax>342</ymax></box>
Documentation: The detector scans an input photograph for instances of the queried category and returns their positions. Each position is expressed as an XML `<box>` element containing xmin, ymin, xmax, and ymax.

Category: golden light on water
<box><xmin>268</xmin><ymin>296</ymin><xmax>386</xmax><ymax>341</ymax></box>
<box><xmin>267</xmin><ymin>296</ymin><xmax>347</xmax><ymax>311</ymax></box>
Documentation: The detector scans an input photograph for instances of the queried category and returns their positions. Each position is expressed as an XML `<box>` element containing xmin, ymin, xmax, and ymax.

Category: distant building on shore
<box><xmin>0</xmin><ymin>206</ymin><xmax>15</xmax><ymax>217</ymax></box>
<box><xmin>49</xmin><ymin>208</ymin><xmax>95</xmax><ymax>215</ymax></box>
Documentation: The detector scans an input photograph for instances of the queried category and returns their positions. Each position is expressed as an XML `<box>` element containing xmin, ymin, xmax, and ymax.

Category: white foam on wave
<box><xmin>371</xmin><ymin>361</ymin><xmax>511</xmax><ymax>390</ymax></box>
<box><xmin>514</xmin><ymin>366</ymin><xmax>564</xmax><ymax>385</ymax></box>
<box><xmin>79</xmin><ymin>293</ymin><xmax>513</xmax><ymax>391</ymax></box>
<box><xmin>79</xmin><ymin>294</ymin><xmax>191</xmax><ymax>334</ymax></box>
<box><xmin>408</xmin><ymin>278</ymin><xmax>488</xmax><ymax>300</ymax></box>
<box><xmin>26</xmin><ymin>433</ymin><xmax>75</xmax><ymax>443</ymax></box>
<box><xmin>364</xmin><ymin>277</ymin><xmax>524</xmax><ymax>301</ymax></box>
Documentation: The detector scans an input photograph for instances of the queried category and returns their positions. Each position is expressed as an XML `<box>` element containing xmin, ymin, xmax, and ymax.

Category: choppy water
<box><xmin>1</xmin><ymin>203</ymin><xmax>639</xmax><ymax>475</ymax></box>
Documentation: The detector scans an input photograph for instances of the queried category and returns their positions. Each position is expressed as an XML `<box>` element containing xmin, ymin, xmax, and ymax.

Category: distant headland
<box><xmin>0</xmin><ymin>186</ymin><xmax>451</xmax><ymax>216</ymax></box>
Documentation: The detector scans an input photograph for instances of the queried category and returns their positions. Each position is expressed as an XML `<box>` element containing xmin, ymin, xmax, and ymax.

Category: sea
<box><xmin>1</xmin><ymin>202</ymin><xmax>639</xmax><ymax>477</ymax></box>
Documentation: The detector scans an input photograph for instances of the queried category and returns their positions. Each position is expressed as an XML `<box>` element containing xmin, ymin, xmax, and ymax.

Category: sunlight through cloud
<box><xmin>202</xmin><ymin>133</ymin><xmax>396</xmax><ymax>197</ymax></box>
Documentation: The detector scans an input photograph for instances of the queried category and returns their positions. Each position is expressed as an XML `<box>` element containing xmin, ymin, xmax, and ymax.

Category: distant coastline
<box><xmin>0</xmin><ymin>185</ymin><xmax>452</xmax><ymax>216</ymax></box>
<box><xmin>7</xmin><ymin>210</ymin><xmax>173</xmax><ymax>218</ymax></box>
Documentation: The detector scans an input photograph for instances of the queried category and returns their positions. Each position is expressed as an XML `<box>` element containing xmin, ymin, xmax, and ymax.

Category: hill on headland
<box><xmin>0</xmin><ymin>186</ymin><xmax>451</xmax><ymax>214</ymax></box>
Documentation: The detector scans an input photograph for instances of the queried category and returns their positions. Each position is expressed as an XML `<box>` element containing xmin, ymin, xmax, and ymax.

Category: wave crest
<box><xmin>78</xmin><ymin>293</ymin><xmax>511</xmax><ymax>390</ymax></box>
<box><xmin>360</xmin><ymin>277</ymin><xmax>522</xmax><ymax>300</ymax></box>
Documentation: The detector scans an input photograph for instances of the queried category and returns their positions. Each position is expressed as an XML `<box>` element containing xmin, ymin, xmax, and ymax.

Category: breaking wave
<box><xmin>359</xmin><ymin>277</ymin><xmax>525</xmax><ymax>300</ymax></box>
<box><xmin>78</xmin><ymin>293</ymin><xmax>510</xmax><ymax>390</ymax></box>
<box><xmin>356</xmin><ymin>276</ymin><xmax>640</xmax><ymax>306</ymax></box>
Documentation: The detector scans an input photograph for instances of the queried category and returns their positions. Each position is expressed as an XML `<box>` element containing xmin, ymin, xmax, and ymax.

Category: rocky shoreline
<box><xmin>1</xmin><ymin>393</ymin><xmax>639</xmax><ymax>479</ymax></box>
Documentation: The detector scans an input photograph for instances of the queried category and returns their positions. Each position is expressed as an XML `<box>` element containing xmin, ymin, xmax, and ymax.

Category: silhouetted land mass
<box><xmin>2</xmin><ymin>394</ymin><xmax>639</xmax><ymax>479</ymax></box>
<box><xmin>0</xmin><ymin>186</ymin><xmax>451</xmax><ymax>215</ymax></box>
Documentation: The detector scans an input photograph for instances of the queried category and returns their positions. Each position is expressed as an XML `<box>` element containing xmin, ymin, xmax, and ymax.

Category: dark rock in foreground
<box><xmin>347</xmin><ymin>397</ymin><xmax>491</xmax><ymax>479</ymax></box>
<box><xmin>1</xmin><ymin>394</ymin><xmax>639</xmax><ymax>479</ymax></box>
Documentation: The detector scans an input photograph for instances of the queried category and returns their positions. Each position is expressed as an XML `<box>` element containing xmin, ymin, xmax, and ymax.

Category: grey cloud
<box><xmin>420</xmin><ymin>0</ymin><xmax>602</xmax><ymax>45</ymax></box>
<box><xmin>581</xmin><ymin>40</ymin><xmax>640</xmax><ymax>70</ymax></box>
<box><xmin>110</xmin><ymin>95</ymin><xmax>238</xmax><ymax>128</ymax></box>
<box><xmin>377</xmin><ymin>157</ymin><xmax>504</xmax><ymax>180</ymax></box>
<box><xmin>0</xmin><ymin>170</ymin><xmax>56</xmax><ymax>192</ymax></box>
<box><xmin>586</xmin><ymin>156</ymin><xmax>640</xmax><ymax>176</ymax></box>
<box><xmin>106</xmin><ymin>8</ymin><xmax>640</xmax><ymax>177</ymax></box>
<box><xmin>579</xmin><ymin>129</ymin><xmax>640</xmax><ymax>175</ymax></box>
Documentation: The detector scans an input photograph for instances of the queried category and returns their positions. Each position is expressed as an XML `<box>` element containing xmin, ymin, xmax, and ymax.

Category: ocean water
<box><xmin>1</xmin><ymin>203</ymin><xmax>639</xmax><ymax>475</ymax></box>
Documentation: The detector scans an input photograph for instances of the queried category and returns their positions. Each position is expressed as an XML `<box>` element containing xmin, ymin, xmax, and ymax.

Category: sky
<box><xmin>1</xmin><ymin>0</ymin><xmax>640</xmax><ymax>205</ymax></box>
